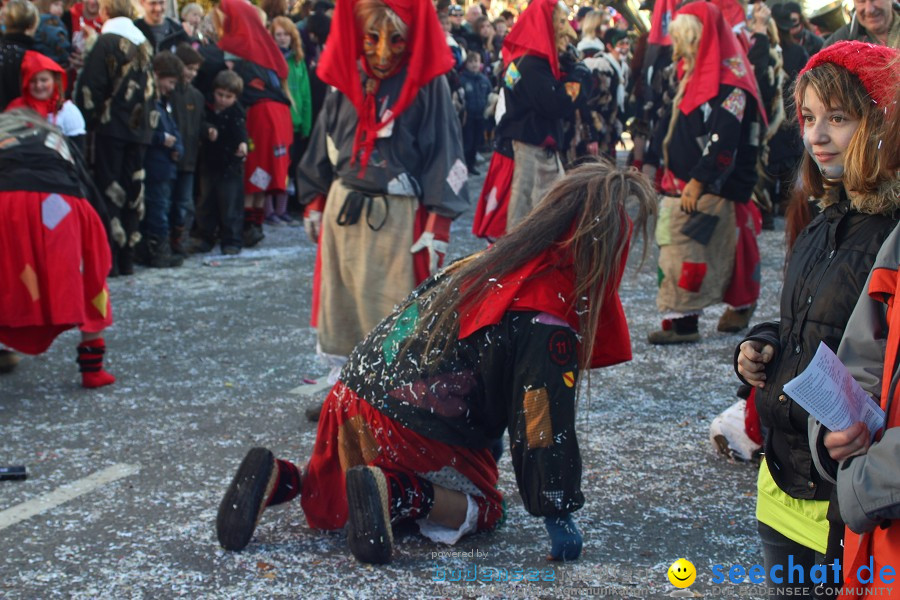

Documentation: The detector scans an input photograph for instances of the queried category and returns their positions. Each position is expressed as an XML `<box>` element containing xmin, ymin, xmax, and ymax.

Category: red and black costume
<box><xmin>0</xmin><ymin>111</ymin><xmax>113</xmax><ymax>368</ymax></box>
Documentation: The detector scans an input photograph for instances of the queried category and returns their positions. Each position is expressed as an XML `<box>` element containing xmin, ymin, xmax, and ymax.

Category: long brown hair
<box><xmin>270</xmin><ymin>16</ymin><xmax>304</xmax><ymax>64</ymax></box>
<box><xmin>408</xmin><ymin>159</ymin><xmax>657</xmax><ymax>371</ymax></box>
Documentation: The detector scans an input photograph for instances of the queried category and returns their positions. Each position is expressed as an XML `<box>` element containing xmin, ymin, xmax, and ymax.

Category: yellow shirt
<box><xmin>756</xmin><ymin>457</ymin><xmax>829</xmax><ymax>554</ymax></box>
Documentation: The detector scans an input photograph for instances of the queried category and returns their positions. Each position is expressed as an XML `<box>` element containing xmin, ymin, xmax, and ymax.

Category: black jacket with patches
<box><xmin>339</xmin><ymin>277</ymin><xmax>585</xmax><ymax>518</ymax></box>
<box><xmin>658</xmin><ymin>84</ymin><xmax>759</xmax><ymax>203</ymax></box>
<box><xmin>74</xmin><ymin>32</ymin><xmax>155</xmax><ymax>144</ymax></box>
<box><xmin>495</xmin><ymin>54</ymin><xmax>576</xmax><ymax>150</ymax></box>
<box><xmin>735</xmin><ymin>193</ymin><xmax>896</xmax><ymax>500</ymax></box>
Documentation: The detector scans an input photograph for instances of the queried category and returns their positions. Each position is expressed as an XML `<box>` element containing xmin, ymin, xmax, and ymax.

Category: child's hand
<box><xmin>208</xmin><ymin>127</ymin><xmax>218</xmax><ymax>142</ymax></box>
<box><xmin>236</xmin><ymin>142</ymin><xmax>248</xmax><ymax>157</ymax></box>
<box><xmin>163</xmin><ymin>133</ymin><xmax>176</xmax><ymax>148</ymax></box>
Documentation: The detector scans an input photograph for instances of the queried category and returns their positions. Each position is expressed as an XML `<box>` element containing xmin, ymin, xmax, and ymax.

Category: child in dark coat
<box><xmin>137</xmin><ymin>51</ymin><xmax>185</xmax><ymax>268</ymax></box>
<box><xmin>191</xmin><ymin>69</ymin><xmax>248</xmax><ymax>255</ymax></box>
<box><xmin>169</xmin><ymin>43</ymin><xmax>208</xmax><ymax>256</ymax></box>
<box><xmin>459</xmin><ymin>52</ymin><xmax>492</xmax><ymax>174</ymax></box>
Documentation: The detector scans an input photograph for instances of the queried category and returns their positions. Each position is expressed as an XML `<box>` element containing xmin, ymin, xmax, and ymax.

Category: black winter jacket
<box><xmin>171</xmin><ymin>82</ymin><xmax>207</xmax><ymax>172</ymax></box>
<box><xmin>495</xmin><ymin>54</ymin><xmax>575</xmax><ymax>150</ymax></box>
<box><xmin>735</xmin><ymin>193</ymin><xmax>896</xmax><ymax>500</ymax></box>
<box><xmin>0</xmin><ymin>33</ymin><xmax>33</xmax><ymax>110</ymax></box>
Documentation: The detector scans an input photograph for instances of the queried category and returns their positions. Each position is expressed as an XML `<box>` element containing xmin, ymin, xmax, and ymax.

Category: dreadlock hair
<box><xmin>662</xmin><ymin>12</ymin><xmax>701</xmax><ymax>169</ymax></box>
<box><xmin>406</xmin><ymin>158</ymin><xmax>656</xmax><ymax>371</ymax></box>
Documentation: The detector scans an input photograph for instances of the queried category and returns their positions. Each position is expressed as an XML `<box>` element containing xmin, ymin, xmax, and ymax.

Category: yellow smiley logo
<box><xmin>667</xmin><ymin>558</ymin><xmax>697</xmax><ymax>588</ymax></box>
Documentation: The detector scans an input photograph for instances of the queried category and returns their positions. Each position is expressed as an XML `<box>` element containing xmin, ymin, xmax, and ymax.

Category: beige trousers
<box><xmin>655</xmin><ymin>194</ymin><xmax>737</xmax><ymax>315</ymax></box>
<box><xmin>506</xmin><ymin>140</ymin><xmax>564</xmax><ymax>231</ymax></box>
<box><xmin>317</xmin><ymin>180</ymin><xmax>417</xmax><ymax>356</ymax></box>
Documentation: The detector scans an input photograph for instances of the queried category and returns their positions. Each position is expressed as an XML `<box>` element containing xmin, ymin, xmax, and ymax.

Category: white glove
<box><xmin>304</xmin><ymin>210</ymin><xmax>322</xmax><ymax>243</ymax></box>
<box><xmin>410</xmin><ymin>231</ymin><xmax>449</xmax><ymax>275</ymax></box>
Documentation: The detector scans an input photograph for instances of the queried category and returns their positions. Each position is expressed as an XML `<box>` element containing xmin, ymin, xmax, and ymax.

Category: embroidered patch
<box><xmin>274</xmin><ymin>144</ymin><xmax>288</xmax><ymax>157</ymax></box>
<box><xmin>562</xmin><ymin>371</ymin><xmax>575</xmax><ymax>388</ymax></box>
<box><xmin>655</xmin><ymin>200</ymin><xmax>674</xmax><ymax>246</ymax></box>
<box><xmin>249</xmin><ymin>167</ymin><xmax>272</xmax><ymax>190</ymax></box>
<box><xmin>20</xmin><ymin>264</ymin><xmax>39</xmax><ymax>302</ymax></box>
<box><xmin>41</xmin><ymin>194</ymin><xmax>71</xmax><ymax>230</ymax></box>
<box><xmin>504</xmin><ymin>61</ymin><xmax>522</xmax><ymax>89</ymax></box>
<box><xmin>387</xmin><ymin>173</ymin><xmax>417</xmax><ymax>197</ymax></box>
<box><xmin>715</xmin><ymin>150</ymin><xmax>734</xmax><ymax>170</ymax></box>
<box><xmin>723</xmin><ymin>56</ymin><xmax>747</xmax><ymax>78</ymax></box>
<box><xmin>382</xmin><ymin>303</ymin><xmax>419</xmax><ymax>365</ymax></box>
<box><xmin>542</xmin><ymin>489</ymin><xmax>565</xmax><ymax>510</ymax></box>
<box><xmin>92</xmin><ymin>287</ymin><xmax>109</xmax><ymax>319</ymax></box>
<box><xmin>678</xmin><ymin>261</ymin><xmax>708</xmax><ymax>293</ymax></box>
<box><xmin>548</xmin><ymin>330</ymin><xmax>574</xmax><ymax>365</ymax></box>
<box><xmin>720</xmin><ymin>87</ymin><xmax>746</xmax><ymax>122</ymax></box>
<box><xmin>446</xmin><ymin>159</ymin><xmax>468</xmax><ymax>195</ymax></box>
<box><xmin>523</xmin><ymin>387</ymin><xmax>553</xmax><ymax>449</ymax></box>
<box><xmin>485</xmin><ymin>186</ymin><xmax>499</xmax><ymax>214</ymax></box>
<box><xmin>337</xmin><ymin>414</ymin><xmax>380</xmax><ymax>470</ymax></box>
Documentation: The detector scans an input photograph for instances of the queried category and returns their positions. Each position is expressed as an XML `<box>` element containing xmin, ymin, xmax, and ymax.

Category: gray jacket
<box><xmin>809</xmin><ymin>223</ymin><xmax>900</xmax><ymax>534</ymax></box>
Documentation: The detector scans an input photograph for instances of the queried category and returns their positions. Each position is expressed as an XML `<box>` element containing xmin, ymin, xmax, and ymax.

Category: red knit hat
<box><xmin>798</xmin><ymin>41</ymin><xmax>900</xmax><ymax>123</ymax></box>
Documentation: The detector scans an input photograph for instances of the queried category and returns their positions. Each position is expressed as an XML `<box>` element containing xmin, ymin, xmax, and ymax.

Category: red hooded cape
<box><xmin>502</xmin><ymin>0</ymin><xmax>561</xmax><ymax>79</ymax></box>
<box><xmin>458</xmin><ymin>224</ymin><xmax>634</xmax><ymax>370</ymax></box>
<box><xmin>6</xmin><ymin>51</ymin><xmax>66</xmax><ymax>118</ymax></box>
<box><xmin>218</xmin><ymin>0</ymin><xmax>288</xmax><ymax>80</ymax></box>
<box><xmin>675</xmin><ymin>2</ymin><xmax>766</xmax><ymax>127</ymax></box>
<box><xmin>647</xmin><ymin>0</ymin><xmax>676</xmax><ymax>45</ymax></box>
<box><xmin>316</xmin><ymin>0</ymin><xmax>453</xmax><ymax>173</ymax></box>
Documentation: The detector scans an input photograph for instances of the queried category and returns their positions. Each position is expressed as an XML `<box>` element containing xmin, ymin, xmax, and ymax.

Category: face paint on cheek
<box><xmin>803</xmin><ymin>137</ymin><xmax>845</xmax><ymax>179</ymax></box>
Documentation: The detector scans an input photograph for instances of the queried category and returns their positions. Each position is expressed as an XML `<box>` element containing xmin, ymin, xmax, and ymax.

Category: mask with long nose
<box><xmin>362</xmin><ymin>17</ymin><xmax>408</xmax><ymax>79</ymax></box>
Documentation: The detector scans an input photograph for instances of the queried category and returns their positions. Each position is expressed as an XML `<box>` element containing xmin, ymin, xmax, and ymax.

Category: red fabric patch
<box><xmin>723</xmin><ymin>201</ymin><xmax>761</xmax><ymax>307</ymax></box>
<box><xmin>471</xmin><ymin>152</ymin><xmax>514</xmax><ymax>240</ymax></box>
<box><xmin>678</xmin><ymin>261</ymin><xmax>708</xmax><ymax>292</ymax></box>
<box><xmin>715</xmin><ymin>151</ymin><xmax>733</xmax><ymax>170</ymax></box>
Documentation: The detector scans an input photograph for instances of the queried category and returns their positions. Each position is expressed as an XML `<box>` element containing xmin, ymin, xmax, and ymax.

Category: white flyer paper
<box><xmin>783</xmin><ymin>342</ymin><xmax>885</xmax><ymax>440</ymax></box>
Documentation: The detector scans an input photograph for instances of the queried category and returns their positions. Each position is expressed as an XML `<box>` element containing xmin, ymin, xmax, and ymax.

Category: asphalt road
<box><xmin>1</xmin><ymin>165</ymin><xmax>786</xmax><ymax>599</ymax></box>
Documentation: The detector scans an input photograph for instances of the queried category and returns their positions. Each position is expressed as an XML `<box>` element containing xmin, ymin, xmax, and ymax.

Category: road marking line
<box><xmin>0</xmin><ymin>463</ymin><xmax>141</xmax><ymax>531</ymax></box>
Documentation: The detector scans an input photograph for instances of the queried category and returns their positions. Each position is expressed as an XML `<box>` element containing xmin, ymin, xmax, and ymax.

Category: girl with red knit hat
<box><xmin>737</xmin><ymin>41</ymin><xmax>899</xmax><ymax>599</ymax></box>
<box><xmin>296</xmin><ymin>0</ymin><xmax>468</xmax><ymax>383</ymax></box>
<box><xmin>216</xmin><ymin>159</ymin><xmax>656</xmax><ymax>565</ymax></box>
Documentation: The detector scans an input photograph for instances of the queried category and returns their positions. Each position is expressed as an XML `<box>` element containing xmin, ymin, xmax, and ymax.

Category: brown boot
<box><xmin>717</xmin><ymin>304</ymin><xmax>756</xmax><ymax>333</ymax></box>
<box><xmin>648</xmin><ymin>316</ymin><xmax>700</xmax><ymax>345</ymax></box>
<box><xmin>0</xmin><ymin>349</ymin><xmax>20</xmax><ymax>374</ymax></box>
